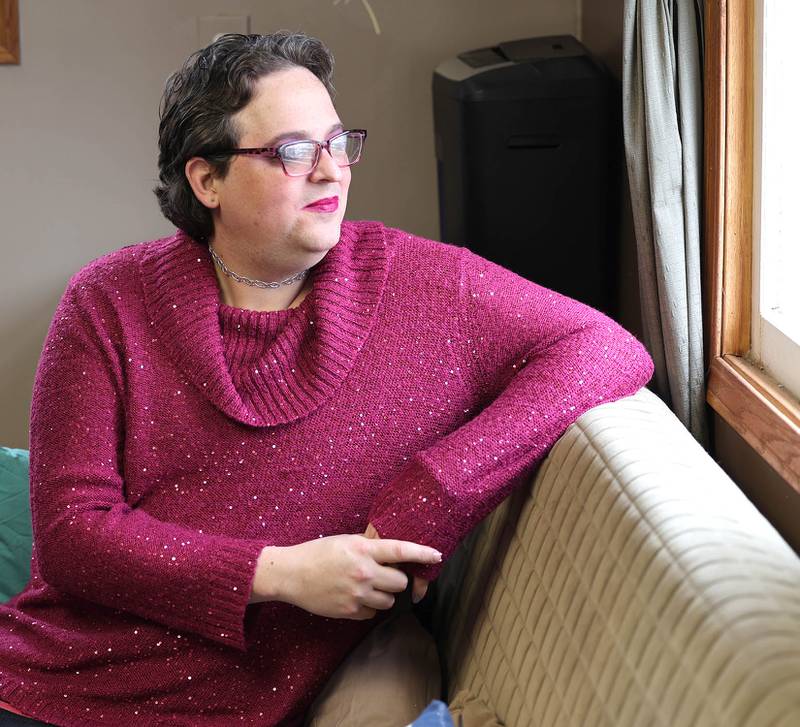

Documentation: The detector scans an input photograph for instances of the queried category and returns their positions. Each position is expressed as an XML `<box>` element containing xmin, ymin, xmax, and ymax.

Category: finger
<box><xmin>360</xmin><ymin>589</ymin><xmax>396</xmax><ymax>612</ymax></box>
<box><xmin>352</xmin><ymin>606</ymin><xmax>378</xmax><ymax>621</ymax></box>
<box><xmin>369</xmin><ymin>539</ymin><xmax>442</xmax><ymax>566</ymax></box>
<box><xmin>412</xmin><ymin>576</ymin><xmax>429</xmax><ymax>604</ymax></box>
<box><xmin>372</xmin><ymin>565</ymin><xmax>409</xmax><ymax>594</ymax></box>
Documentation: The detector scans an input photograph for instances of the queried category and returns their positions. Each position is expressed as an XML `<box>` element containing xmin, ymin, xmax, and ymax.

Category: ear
<box><xmin>185</xmin><ymin>157</ymin><xmax>220</xmax><ymax>209</ymax></box>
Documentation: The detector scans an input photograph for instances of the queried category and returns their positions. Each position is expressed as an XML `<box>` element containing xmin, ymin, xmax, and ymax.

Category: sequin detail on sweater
<box><xmin>0</xmin><ymin>220</ymin><xmax>654</xmax><ymax>726</ymax></box>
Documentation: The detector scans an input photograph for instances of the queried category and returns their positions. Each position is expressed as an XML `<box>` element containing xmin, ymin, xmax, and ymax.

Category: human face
<box><xmin>210</xmin><ymin>67</ymin><xmax>351</xmax><ymax>268</ymax></box>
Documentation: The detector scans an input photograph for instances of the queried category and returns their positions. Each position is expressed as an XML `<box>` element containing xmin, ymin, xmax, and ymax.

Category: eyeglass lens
<box><xmin>281</xmin><ymin>132</ymin><xmax>363</xmax><ymax>175</ymax></box>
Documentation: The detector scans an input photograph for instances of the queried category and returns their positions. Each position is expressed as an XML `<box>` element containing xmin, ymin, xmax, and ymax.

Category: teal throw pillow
<box><xmin>0</xmin><ymin>447</ymin><xmax>32</xmax><ymax>603</ymax></box>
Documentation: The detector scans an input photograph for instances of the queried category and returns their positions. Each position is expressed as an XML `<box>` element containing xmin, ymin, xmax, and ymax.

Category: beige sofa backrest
<box><xmin>432</xmin><ymin>387</ymin><xmax>800</xmax><ymax>727</ymax></box>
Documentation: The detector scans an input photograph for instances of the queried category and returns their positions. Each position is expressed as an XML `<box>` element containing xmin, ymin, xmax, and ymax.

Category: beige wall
<box><xmin>0</xmin><ymin>0</ymin><xmax>578</xmax><ymax>448</ymax></box>
<box><xmin>580</xmin><ymin>0</ymin><xmax>641</xmax><ymax>344</ymax></box>
<box><xmin>580</xmin><ymin>0</ymin><xmax>799</xmax><ymax>554</ymax></box>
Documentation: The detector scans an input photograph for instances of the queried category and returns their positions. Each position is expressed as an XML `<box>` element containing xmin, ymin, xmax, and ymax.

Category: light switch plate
<box><xmin>197</xmin><ymin>15</ymin><xmax>251</xmax><ymax>46</ymax></box>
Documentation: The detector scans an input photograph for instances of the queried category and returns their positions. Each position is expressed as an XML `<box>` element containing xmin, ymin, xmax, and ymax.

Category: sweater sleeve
<box><xmin>29</xmin><ymin>282</ymin><xmax>269</xmax><ymax>652</ymax></box>
<box><xmin>367</xmin><ymin>246</ymin><xmax>655</xmax><ymax>580</ymax></box>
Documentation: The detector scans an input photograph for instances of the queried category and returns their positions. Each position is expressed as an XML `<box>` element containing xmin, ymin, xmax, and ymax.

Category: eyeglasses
<box><xmin>217</xmin><ymin>129</ymin><xmax>367</xmax><ymax>177</ymax></box>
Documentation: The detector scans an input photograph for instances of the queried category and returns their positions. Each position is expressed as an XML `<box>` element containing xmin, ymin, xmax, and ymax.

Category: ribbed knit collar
<box><xmin>218</xmin><ymin>302</ymin><xmax>296</xmax><ymax>369</ymax></box>
<box><xmin>139</xmin><ymin>220</ymin><xmax>390</xmax><ymax>427</ymax></box>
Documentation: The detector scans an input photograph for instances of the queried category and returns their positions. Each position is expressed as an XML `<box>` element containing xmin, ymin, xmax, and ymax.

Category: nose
<box><xmin>309</xmin><ymin>145</ymin><xmax>344</xmax><ymax>182</ymax></box>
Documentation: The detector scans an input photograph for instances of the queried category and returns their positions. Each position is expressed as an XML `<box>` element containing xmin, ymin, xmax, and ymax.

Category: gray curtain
<box><xmin>622</xmin><ymin>0</ymin><xmax>709</xmax><ymax>448</ymax></box>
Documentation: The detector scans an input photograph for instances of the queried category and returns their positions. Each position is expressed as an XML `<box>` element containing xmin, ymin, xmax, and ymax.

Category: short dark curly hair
<box><xmin>153</xmin><ymin>31</ymin><xmax>336</xmax><ymax>243</ymax></box>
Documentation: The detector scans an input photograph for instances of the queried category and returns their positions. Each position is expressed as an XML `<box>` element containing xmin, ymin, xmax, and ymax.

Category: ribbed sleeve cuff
<box><xmin>190</xmin><ymin>538</ymin><xmax>270</xmax><ymax>651</ymax></box>
<box><xmin>367</xmin><ymin>458</ymin><xmax>453</xmax><ymax>581</ymax></box>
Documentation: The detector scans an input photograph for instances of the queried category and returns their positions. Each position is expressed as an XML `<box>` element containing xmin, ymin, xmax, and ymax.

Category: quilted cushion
<box><xmin>437</xmin><ymin>387</ymin><xmax>800</xmax><ymax>726</ymax></box>
<box><xmin>447</xmin><ymin>689</ymin><xmax>503</xmax><ymax>726</ymax></box>
<box><xmin>0</xmin><ymin>447</ymin><xmax>32</xmax><ymax>603</ymax></box>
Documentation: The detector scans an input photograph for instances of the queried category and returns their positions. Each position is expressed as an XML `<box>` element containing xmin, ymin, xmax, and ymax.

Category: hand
<box><xmin>277</xmin><ymin>532</ymin><xmax>441</xmax><ymax>620</ymax></box>
<box><xmin>364</xmin><ymin>522</ymin><xmax>431</xmax><ymax>605</ymax></box>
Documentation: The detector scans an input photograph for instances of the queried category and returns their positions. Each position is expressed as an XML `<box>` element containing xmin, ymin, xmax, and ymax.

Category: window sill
<box><xmin>707</xmin><ymin>354</ymin><xmax>800</xmax><ymax>492</ymax></box>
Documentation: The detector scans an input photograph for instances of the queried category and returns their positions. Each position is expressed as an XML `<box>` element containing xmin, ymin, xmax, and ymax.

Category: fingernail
<box><xmin>412</xmin><ymin>593</ymin><xmax>421</xmax><ymax>604</ymax></box>
<box><xmin>433</xmin><ymin>551</ymin><xmax>442</xmax><ymax>561</ymax></box>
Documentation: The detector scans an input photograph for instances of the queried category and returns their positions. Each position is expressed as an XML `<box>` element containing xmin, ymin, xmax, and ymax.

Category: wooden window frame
<box><xmin>705</xmin><ymin>0</ymin><xmax>800</xmax><ymax>491</ymax></box>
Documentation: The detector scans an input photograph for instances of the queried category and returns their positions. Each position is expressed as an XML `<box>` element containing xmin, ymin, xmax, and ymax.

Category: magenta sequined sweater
<box><xmin>0</xmin><ymin>220</ymin><xmax>653</xmax><ymax>726</ymax></box>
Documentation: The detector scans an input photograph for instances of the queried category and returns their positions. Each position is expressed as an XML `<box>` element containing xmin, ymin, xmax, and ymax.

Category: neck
<box><xmin>209</xmin><ymin>238</ymin><xmax>318</xmax><ymax>312</ymax></box>
<box><xmin>215</xmin><ymin>269</ymin><xmax>311</xmax><ymax>312</ymax></box>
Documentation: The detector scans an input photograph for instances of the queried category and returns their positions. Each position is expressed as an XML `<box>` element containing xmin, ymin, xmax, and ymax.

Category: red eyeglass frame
<box><xmin>216</xmin><ymin>128</ymin><xmax>368</xmax><ymax>176</ymax></box>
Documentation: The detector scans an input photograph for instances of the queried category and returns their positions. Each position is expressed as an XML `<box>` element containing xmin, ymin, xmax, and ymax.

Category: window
<box><xmin>751</xmin><ymin>0</ymin><xmax>800</xmax><ymax>401</ymax></box>
<box><xmin>705</xmin><ymin>0</ymin><xmax>800</xmax><ymax>491</ymax></box>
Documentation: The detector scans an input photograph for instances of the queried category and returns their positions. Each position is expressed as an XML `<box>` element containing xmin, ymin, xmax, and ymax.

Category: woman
<box><xmin>0</xmin><ymin>31</ymin><xmax>653</xmax><ymax>726</ymax></box>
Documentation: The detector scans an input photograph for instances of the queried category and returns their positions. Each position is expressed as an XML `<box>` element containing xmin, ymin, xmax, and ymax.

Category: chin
<box><xmin>303</xmin><ymin>227</ymin><xmax>341</xmax><ymax>253</ymax></box>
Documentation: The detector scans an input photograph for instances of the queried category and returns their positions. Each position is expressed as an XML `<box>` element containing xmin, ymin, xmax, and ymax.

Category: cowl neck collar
<box><xmin>139</xmin><ymin>220</ymin><xmax>390</xmax><ymax>427</ymax></box>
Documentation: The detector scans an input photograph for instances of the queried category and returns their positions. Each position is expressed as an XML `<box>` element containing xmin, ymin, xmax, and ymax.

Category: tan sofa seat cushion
<box><xmin>304</xmin><ymin>605</ymin><xmax>441</xmax><ymax>727</ymax></box>
<box><xmin>448</xmin><ymin>689</ymin><xmax>504</xmax><ymax>726</ymax></box>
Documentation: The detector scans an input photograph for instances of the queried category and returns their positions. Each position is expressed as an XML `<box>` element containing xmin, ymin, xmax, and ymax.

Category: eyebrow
<box><xmin>264</xmin><ymin>122</ymin><xmax>344</xmax><ymax>147</ymax></box>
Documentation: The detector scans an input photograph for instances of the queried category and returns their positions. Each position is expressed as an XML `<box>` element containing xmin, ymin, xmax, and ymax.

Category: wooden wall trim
<box><xmin>0</xmin><ymin>0</ymin><xmax>19</xmax><ymax>65</ymax></box>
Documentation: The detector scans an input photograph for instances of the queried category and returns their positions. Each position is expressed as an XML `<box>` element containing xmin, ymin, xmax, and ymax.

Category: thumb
<box><xmin>412</xmin><ymin>576</ymin><xmax>429</xmax><ymax>604</ymax></box>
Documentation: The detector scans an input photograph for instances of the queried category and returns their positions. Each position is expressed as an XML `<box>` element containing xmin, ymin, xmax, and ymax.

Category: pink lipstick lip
<box><xmin>304</xmin><ymin>196</ymin><xmax>339</xmax><ymax>211</ymax></box>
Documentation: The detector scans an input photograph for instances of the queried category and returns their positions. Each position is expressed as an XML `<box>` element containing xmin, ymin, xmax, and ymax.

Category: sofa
<box><xmin>3</xmin><ymin>385</ymin><xmax>800</xmax><ymax>726</ymax></box>
<box><xmin>424</xmin><ymin>385</ymin><xmax>800</xmax><ymax>726</ymax></box>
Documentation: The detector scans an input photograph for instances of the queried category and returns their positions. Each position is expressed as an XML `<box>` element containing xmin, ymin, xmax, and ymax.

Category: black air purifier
<box><xmin>433</xmin><ymin>35</ymin><xmax>620</xmax><ymax>316</ymax></box>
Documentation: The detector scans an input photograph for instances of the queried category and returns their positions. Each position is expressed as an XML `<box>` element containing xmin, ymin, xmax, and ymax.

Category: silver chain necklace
<box><xmin>208</xmin><ymin>244</ymin><xmax>311</xmax><ymax>289</ymax></box>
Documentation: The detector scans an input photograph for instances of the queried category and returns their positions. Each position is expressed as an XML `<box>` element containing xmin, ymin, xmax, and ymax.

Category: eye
<box><xmin>281</xmin><ymin>141</ymin><xmax>317</xmax><ymax>163</ymax></box>
<box><xmin>329</xmin><ymin>133</ymin><xmax>349</xmax><ymax>152</ymax></box>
